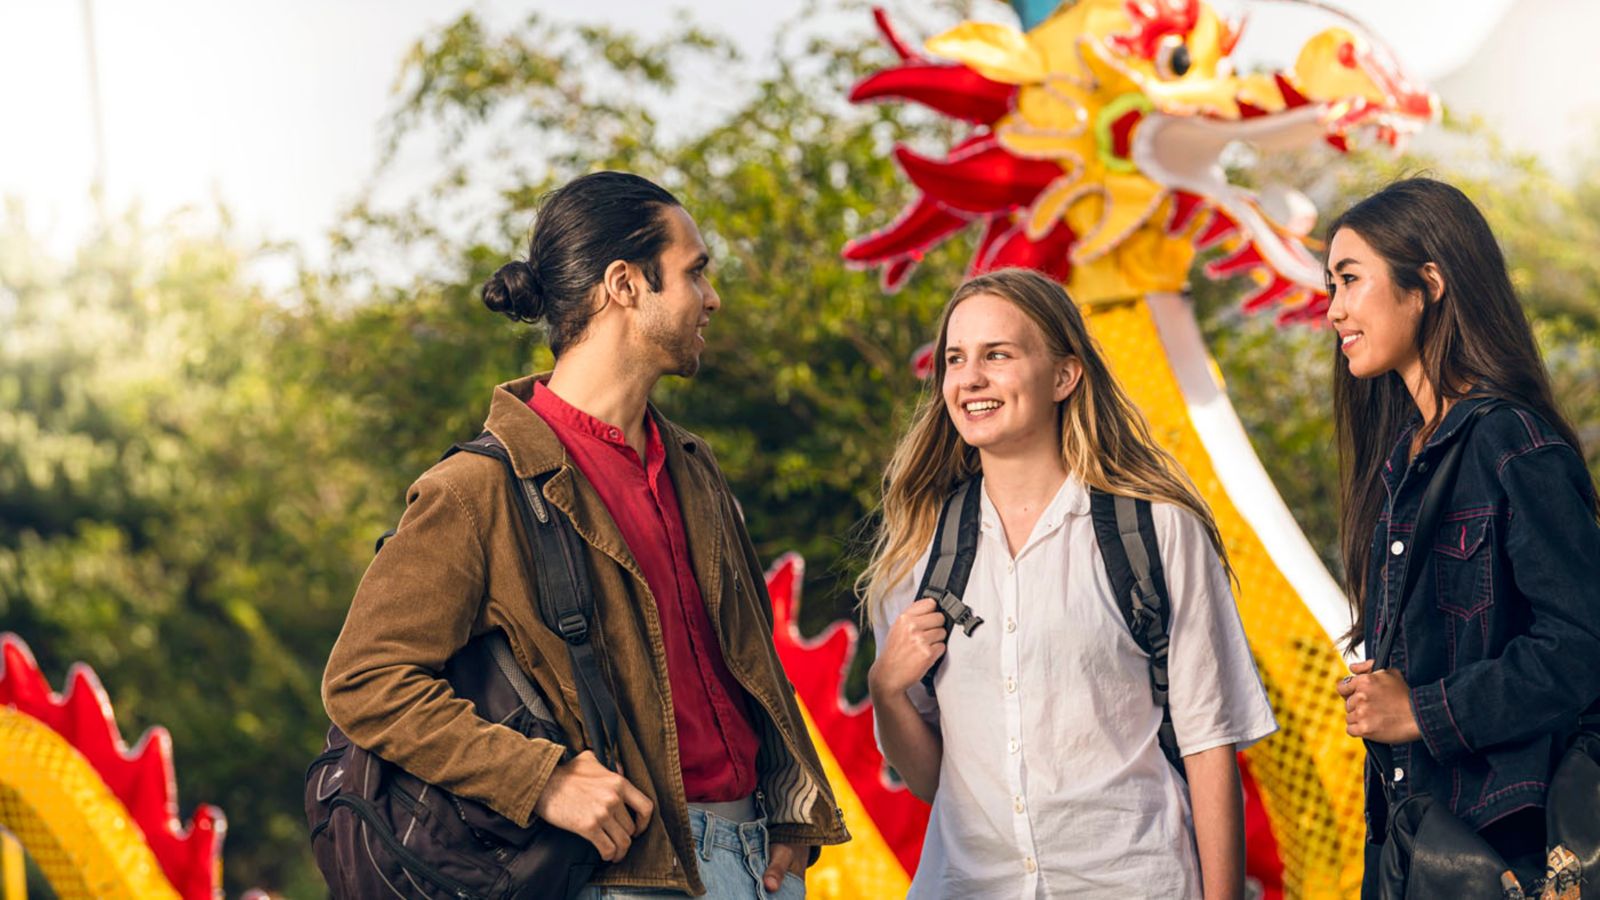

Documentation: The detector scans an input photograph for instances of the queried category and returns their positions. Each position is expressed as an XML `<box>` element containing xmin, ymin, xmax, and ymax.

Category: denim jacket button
<box><xmin>1416</xmin><ymin>460</ymin><xmax>1430</xmax><ymax>474</ymax></box>
<box><xmin>1390</xmin><ymin>540</ymin><xmax>1405</xmax><ymax>556</ymax></box>
<box><xmin>1393</xmin><ymin>767</ymin><xmax>1405</xmax><ymax>782</ymax></box>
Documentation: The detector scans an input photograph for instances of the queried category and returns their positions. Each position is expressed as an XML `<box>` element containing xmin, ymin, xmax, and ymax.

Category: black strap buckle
<box><xmin>556</xmin><ymin>611</ymin><xmax>589</xmax><ymax>644</ymax></box>
<box><xmin>931</xmin><ymin>590</ymin><xmax>984</xmax><ymax>636</ymax></box>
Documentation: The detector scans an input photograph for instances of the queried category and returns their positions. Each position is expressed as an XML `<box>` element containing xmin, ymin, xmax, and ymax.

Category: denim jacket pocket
<box><xmin>1432</xmin><ymin>512</ymin><xmax>1493</xmax><ymax>619</ymax></box>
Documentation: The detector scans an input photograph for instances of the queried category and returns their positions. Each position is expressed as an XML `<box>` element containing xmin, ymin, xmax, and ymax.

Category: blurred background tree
<box><xmin>2</xmin><ymin>2</ymin><xmax>1597</xmax><ymax>894</ymax></box>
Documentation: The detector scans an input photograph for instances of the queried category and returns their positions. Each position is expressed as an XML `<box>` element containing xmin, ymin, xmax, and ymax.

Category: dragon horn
<box><xmin>1009</xmin><ymin>0</ymin><xmax>1069</xmax><ymax>31</ymax></box>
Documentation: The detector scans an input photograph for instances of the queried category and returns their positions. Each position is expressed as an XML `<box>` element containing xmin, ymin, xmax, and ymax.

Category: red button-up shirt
<box><xmin>528</xmin><ymin>383</ymin><xmax>758</xmax><ymax>802</ymax></box>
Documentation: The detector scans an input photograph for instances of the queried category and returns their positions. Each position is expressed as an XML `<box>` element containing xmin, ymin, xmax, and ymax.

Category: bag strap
<box><xmin>1373</xmin><ymin>401</ymin><xmax>1503</xmax><ymax>669</ymax></box>
<box><xmin>486</xmin><ymin>630</ymin><xmax>557</xmax><ymax>724</ymax></box>
<box><xmin>1089</xmin><ymin>490</ymin><xmax>1184</xmax><ymax>778</ymax></box>
<box><xmin>450</xmin><ymin>432</ymin><xmax>622</xmax><ymax>769</ymax></box>
<box><xmin>914</xmin><ymin>475</ymin><xmax>986</xmax><ymax>694</ymax></box>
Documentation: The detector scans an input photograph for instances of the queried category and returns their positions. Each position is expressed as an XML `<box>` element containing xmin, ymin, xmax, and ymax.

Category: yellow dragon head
<box><xmin>845</xmin><ymin>0</ymin><xmax>1438</xmax><ymax>323</ymax></box>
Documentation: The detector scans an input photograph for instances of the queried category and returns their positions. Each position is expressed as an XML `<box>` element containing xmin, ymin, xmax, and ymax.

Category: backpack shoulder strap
<box><xmin>914</xmin><ymin>475</ymin><xmax>986</xmax><ymax>694</ymax></box>
<box><xmin>1089</xmin><ymin>489</ymin><xmax>1184</xmax><ymax>778</ymax></box>
<box><xmin>916</xmin><ymin>474</ymin><xmax>986</xmax><ymax>636</ymax></box>
<box><xmin>448</xmin><ymin>431</ymin><xmax>621</xmax><ymax>768</ymax></box>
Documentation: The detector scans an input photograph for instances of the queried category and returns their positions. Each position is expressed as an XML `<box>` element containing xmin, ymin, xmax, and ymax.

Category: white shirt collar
<box><xmin>978</xmin><ymin>473</ymin><xmax>1091</xmax><ymax>534</ymax></box>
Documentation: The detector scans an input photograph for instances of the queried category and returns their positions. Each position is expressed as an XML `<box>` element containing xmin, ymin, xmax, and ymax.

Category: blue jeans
<box><xmin>576</xmin><ymin>807</ymin><xmax>806</xmax><ymax>899</ymax></box>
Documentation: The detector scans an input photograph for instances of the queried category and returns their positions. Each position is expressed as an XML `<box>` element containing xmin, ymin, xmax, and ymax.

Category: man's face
<box><xmin>637</xmin><ymin>206</ymin><xmax>720</xmax><ymax>378</ymax></box>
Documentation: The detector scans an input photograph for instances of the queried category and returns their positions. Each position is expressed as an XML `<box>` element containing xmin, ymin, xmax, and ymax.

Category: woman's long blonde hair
<box><xmin>858</xmin><ymin>268</ymin><xmax>1231</xmax><ymax>625</ymax></box>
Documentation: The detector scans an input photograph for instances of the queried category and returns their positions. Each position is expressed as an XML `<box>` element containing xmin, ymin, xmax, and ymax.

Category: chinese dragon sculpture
<box><xmin>772</xmin><ymin>0</ymin><xmax>1439</xmax><ymax>897</ymax></box>
<box><xmin>0</xmin><ymin>633</ymin><xmax>223</xmax><ymax>898</ymax></box>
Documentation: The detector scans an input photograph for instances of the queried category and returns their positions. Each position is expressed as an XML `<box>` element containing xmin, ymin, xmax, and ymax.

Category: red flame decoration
<box><xmin>844</xmin><ymin>8</ymin><xmax>1342</xmax><ymax>327</ymax></box>
<box><xmin>1109</xmin><ymin>0</ymin><xmax>1201</xmax><ymax>61</ymax></box>
<box><xmin>765</xmin><ymin>554</ymin><xmax>931</xmax><ymax>874</ymax></box>
<box><xmin>0</xmin><ymin>633</ymin><xmax>224</xmax><ymax>899</ymax></box>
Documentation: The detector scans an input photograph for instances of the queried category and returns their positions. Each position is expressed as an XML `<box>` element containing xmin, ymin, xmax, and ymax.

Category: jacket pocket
<box><xmin>1432</xmin><ymin>512</ymin><xmax>1493</xmax><ymax>619</ymax></box>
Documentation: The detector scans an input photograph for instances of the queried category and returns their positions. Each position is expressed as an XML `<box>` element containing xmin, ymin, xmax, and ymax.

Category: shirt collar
<box><xmin>530</xmin><ymin>380</ymin><xmax>659</xmax><ymax>451</ymax></box>
<box><xmin>978</xmin><ymin>473</ymin><xmax>1090</xmax><ymax>534</ymax></box>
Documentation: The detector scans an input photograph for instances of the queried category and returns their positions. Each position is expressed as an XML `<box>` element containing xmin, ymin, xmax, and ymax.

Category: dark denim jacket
<box><xmin>1363</xmin><ymin>395</ymin><xmax>1600</xmax><ymax>841</ymax></box>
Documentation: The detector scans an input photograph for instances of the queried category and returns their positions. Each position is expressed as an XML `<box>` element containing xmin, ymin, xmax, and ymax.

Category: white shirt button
<box><xmin>1006</xmin><ymin>560</ymin><xmax>1015</xmax><ymax>573</ymax></box>
<box><xmin>1390</xmin><ymin>540</ymin><xmax>1405</xmax><ymax>556</ymax></box>
<box><xmin>1024</xmin><ymin>857</ymin><xmax>1037</xmax><ymax>874</ymax></box>
<box><xmin>1005</xmin><ymin>617</ymin><xmax>1016</xmax><ymax>633</ymax></box>
<box><xmin>1005</xmin><ymin>676</ymin><xmax>1016</xmax><ymax>693</ymax></box>
<box><xmin>1007</xmin><ymin>738</ymin><xmax>1019</xmax><ymax>754</ymax></box>
<box><xmin>1013</xmin><ymin>795</ymin><xmax>1025</xmax><ymax>813</ymax></box>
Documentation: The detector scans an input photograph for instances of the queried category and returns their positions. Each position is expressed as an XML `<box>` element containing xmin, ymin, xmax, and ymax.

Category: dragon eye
<box><xmin>1156</xmin><ymin>35</ymin><xmax>1192</xmax><ymax>79</ymax></box>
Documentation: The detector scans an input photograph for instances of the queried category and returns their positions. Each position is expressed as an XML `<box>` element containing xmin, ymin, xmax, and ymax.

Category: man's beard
<box><xmin>641</xmin><ymin>311</ymin><xmax>701</xmax><ymax>378</ymax></box>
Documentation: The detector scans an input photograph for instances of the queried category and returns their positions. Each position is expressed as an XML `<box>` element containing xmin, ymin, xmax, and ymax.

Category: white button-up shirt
<box><xmin>875</xmin><ymin>477</ymin><xmax>1277</xmax><ymax>899</ymax></box>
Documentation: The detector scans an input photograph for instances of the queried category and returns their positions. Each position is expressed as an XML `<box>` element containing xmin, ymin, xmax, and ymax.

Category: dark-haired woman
<box><xmin>1325</xmin><ymin>177</ymin><xmax>1600</xmax><ymax>896</ymax></box>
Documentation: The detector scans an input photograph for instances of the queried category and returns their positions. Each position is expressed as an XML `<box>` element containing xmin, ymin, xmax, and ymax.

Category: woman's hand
<box><xmin>1338</xmin><ymin>660</ymin><xmax>1423</xmax><ymax>744</ymax></box>
<box><xmin>868</xmin><ymin>598</ymin><xmax>947</xmax><ymax>802</ymax></box>
<box><xmin>868</xmin><ymin>598</ymin><xmax>947</xmax><ymax>697</ymax></box>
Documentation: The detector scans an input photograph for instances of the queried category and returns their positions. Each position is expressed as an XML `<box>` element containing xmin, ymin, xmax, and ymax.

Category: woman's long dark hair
<box><xmin>1331</xmin><ymin>177</ymin><xmax>1593</xmax><ymax>651</ymax></box>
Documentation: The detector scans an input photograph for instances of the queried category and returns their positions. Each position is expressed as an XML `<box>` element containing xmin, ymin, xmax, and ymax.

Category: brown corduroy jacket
<box><xmin>321</xmin><ymin>375</ymin><xmax>847</xmax><ymax>894</ymax></box>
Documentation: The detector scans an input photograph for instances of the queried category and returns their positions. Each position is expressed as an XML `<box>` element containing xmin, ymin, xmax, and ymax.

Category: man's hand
<box><xmin>1338</xmin><ymin>660</ymin><xmax>1423</xmax><ymax>744</ymax></box>
<box><xmin>533</xmin><ymin>750</ymin><xmax>654</xmax><ymax>862</ymax></box>
<box><xmin>762</xmin><ymin>841</ymin><xmax>809</xmax><ymax>894</ymax></box>
<box><xmin>867</xmin><ymin>598</ymin><xmax>947</xmax><ymax>698</ymax></box>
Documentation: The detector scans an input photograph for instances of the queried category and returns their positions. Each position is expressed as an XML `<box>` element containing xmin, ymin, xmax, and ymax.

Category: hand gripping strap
<box><xmin>915</xmin><ymin>476</ymin><xmax>986</xmax><ymax>695</ymax></box>
<box><xmin>450</xmin><ymin>433</ymin><xmax>621</xmax><ymax>770</ymax></box>
<box><xmin>1090</xmin><ymin>490</ymin><xmax>1184</xmax><ymax>778</ymax></box>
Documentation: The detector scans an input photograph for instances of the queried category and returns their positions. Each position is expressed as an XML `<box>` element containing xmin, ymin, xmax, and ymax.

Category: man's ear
<box><xmin>1419</xmin><ymin>261</ymin><xmax>1446</xmax><ymax>306</ymax></box>
<box><xmin>1054</xmin><ymin>356</ymin><xmax>1084</xmax><ymax>403</ymax></box>
<box><xmin>602</xmin><ymin>259</ymin><xmax>638</xmax><ymax>309</ymax></box>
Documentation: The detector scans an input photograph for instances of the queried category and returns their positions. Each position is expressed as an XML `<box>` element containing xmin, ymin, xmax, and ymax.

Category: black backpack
<box><xmin>305</xmin><ymin>433</ymin><xmax>620</xmax><ymax>899</ymax></box>
<box><xmin>916</xmin><ymin>474</ymin><xmax>1185</xmax><ymax>776</ymax></box>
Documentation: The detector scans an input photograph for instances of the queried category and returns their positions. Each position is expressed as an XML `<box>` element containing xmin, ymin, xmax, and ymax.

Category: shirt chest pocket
<box><xmin>1431</xmin><ymin>512</ymin><xmax>1494</xmax><ymax>619</ymax></box>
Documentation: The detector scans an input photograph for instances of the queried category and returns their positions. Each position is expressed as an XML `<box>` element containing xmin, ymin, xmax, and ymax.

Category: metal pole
<box><xmin>81</xmin><ymin>0</ymin><xmax>107</xmax><ymax>222</ymax></box>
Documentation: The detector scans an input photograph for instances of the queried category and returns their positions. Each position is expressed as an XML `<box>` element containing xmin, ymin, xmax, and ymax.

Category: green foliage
<box><xmin>2</xmin><ymin>4</ymin><xmax>1597</xmax><ymax>895</ymax></box>
<box><xmin>0</xmin><ymin>216</ymin><xmax>379</xmax><ymax>896</ymax></box>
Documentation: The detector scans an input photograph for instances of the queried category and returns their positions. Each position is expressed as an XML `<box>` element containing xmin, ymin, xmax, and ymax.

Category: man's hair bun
<box><xmin>481</xmin><ymin>259</ymin><xmax>544</xmax><ymax>322</ymax></box>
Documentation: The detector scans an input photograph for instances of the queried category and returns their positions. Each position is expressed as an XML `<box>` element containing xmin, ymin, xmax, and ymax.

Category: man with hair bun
<box><xmin>323</xmin><ymin>170</ymin><xmax>847</xmax><ymax>898</ymax></box>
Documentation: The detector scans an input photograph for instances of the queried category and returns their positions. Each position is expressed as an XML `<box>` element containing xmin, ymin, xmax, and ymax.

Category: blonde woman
<box><xmin>862</xmin><ymin>268</ymin><xmax>1276</xmax><ymax>899</ymax></box>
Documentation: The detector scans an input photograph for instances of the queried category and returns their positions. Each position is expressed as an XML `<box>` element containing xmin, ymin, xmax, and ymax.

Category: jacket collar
<box><xmin>485</xmin><ymin>374</ymin><xmax>567</xmax><ymax>478</ymax></box>
<box><xmin>1412</xmin><ymin>394</ymin><xmax>1500</xmax><ymax>462</ymax></box>
<box><xmin>484</xmin><ymin>373</ymin><xmax>724</xmax><ymax>605</ymax></box>
<box><xmin>485</xmin><ymin>374</ymin><xmax>702</xmax><ymax>475</ymax></box>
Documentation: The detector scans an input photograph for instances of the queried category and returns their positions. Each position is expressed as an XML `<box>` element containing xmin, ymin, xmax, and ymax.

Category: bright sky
<box><xmin>1</xmin><ymin>0</ymin><xmax>1574</xmax><ymax>273</ymax></box>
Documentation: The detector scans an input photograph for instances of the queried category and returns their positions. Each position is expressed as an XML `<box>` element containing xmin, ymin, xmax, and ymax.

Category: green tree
<box><xmin>3</xmin><ymin>4</ymin><xmax>1597</xmax><ymax>895</ymax></box>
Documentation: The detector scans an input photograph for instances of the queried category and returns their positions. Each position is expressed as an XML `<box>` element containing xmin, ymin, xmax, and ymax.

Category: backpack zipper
<box><xmin>330</xmin><ymin>795</ymin><xmax>486</xmax><ymax>900</ymax></box>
